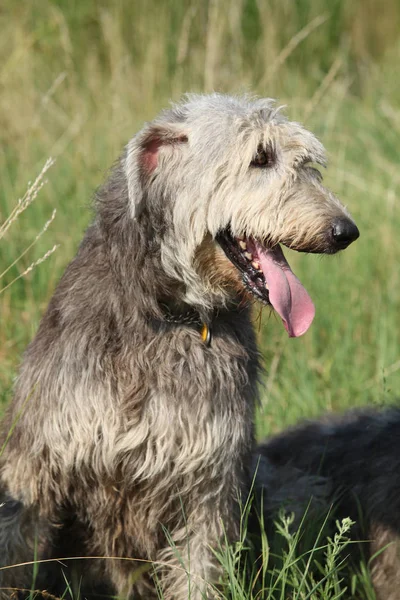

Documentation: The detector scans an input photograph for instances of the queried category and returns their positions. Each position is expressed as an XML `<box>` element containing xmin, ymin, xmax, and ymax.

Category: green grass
<box><xmin>214</xmin><ymin>511</ymin><xmax>366</xmax><ymax>600</ymax></box>
<box><xmin>2</xmin><ymin>0</ymin><xmax>400</xmax><ymax>597</ymax></box>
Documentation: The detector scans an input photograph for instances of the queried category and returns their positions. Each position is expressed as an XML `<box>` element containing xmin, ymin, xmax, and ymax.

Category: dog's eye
<box><xmin>250</xmin><ymin>145</ymin><xmax>275</xmax><ymax>168</ymax></box>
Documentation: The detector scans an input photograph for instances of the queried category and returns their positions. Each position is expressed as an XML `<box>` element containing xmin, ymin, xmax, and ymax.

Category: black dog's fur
<box><xmin>250</xmin><ymin>407</ymin><xmax>400</xmax><ymax>600</ymax></box>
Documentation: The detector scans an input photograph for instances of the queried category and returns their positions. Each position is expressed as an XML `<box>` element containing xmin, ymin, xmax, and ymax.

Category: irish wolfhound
<box><xmin>251</xmin><ymin>407</ymin><xmax>400</xmax><ymax>600</ymax></box>
<box><xmin>0</xmin><ymin>94</ymin><xmax>358</xmax><ymax>599</ymax></box>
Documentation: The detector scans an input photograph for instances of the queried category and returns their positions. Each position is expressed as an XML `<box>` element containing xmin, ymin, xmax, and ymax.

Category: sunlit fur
<box><xmin>0</xmin><ymin>94</ymin><xmax>355</xmax><ymax>600</ymax></box>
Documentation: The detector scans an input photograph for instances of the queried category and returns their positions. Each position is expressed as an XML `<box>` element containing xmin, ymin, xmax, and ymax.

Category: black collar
<box><xmin>159</xmin><ymin>303</ymin><xmax>214</xmax><ymax>346</ymax></box>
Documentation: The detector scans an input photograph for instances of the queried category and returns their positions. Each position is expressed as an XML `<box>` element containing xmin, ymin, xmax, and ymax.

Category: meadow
<box><xmin>1</xmin><ymin>0</ymin><xmax>400</xmax><ymax>596</ymax></box>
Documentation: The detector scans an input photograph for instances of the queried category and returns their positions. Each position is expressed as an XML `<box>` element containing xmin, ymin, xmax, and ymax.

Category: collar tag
<box><xmin>201</xmin><ymin>323</ymin><xmax>212</xmax><ymax>346</ymax></box>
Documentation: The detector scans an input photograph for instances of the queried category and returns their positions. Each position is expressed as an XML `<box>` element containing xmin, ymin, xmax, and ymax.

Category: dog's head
<box><xmin>124</xmin><ymin>94</ymin><xmax>359</xmax><ymax>336</ymax></box>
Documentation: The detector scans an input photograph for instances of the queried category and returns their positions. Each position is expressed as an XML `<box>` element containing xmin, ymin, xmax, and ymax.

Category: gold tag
<box><xmin>201</xmin><ymin>323</ymin><xmax>212</xmax><ymax>346</ymax></box>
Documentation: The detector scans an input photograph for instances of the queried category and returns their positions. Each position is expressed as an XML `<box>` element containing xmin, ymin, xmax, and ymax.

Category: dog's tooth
<box><xmin>264</xmin><ymin>282</ymin><xmax>269</xmax><ymax>290</ymax></box>
<box><xmin>239</xmin><ymin>240</ymin><xmax>247</xmax><ymax>250</ymax></box>
<box><xmin>244</xmin><ymin>252</ymin><xmax>252</xmax><ymax>261</ymax></box>
<box><xmin>252</xmin><ymin>260</ymin><xmax>260</xmax><ymax>270</ymax></box>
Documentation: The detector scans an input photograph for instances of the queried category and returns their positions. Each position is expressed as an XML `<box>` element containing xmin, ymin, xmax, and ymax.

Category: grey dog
<box><xmin>252</xmin><ymin>407</ymin><xmax>400</xmax><ymax>600</ymax></box>
<box><xmin>0</xmin><ymin>94</ymin><xmax>358</xmax><ymax>599</ymax></box>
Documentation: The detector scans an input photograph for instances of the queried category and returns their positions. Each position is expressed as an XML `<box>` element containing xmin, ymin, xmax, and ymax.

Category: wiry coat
<box><xmin>0</xmin><ymin>94</ymin><xmax>355</xmax><ymax>599</ymax></box>
<box><xmin>0</xmin><ymin>164</ymin><xmax>259</xmax><ymax>599</ymax></box>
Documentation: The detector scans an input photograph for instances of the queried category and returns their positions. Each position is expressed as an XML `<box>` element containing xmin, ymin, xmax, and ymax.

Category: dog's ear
<box><xmin>139</xmin><ymin>126</ymin><xmax>188</xmax><ymax>175</ymax></box>
<box><xmin>125</xmin><ymin>124</ymin><xmax>188</xmax><ymax>218</ymax></box>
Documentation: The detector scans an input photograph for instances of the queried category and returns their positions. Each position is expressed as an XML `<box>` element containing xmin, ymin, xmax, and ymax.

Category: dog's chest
<box><xmin>145</xmin><ymin>319</ymin><xmax>257</xmax><ymax>410</ymax></box>
<box><xmin>116</xmin><ymin>322</ymin><xmax>259</xmax><ymax>483</ymax></box>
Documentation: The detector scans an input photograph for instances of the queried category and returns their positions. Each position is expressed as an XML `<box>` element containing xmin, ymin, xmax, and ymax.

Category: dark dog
<box><xmin>251</xmin><ymin>407</ymin><xmax>400</xmax><ymax>600</ymax></box>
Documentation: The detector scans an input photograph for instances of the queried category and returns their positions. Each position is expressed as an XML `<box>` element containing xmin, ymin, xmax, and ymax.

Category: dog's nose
<box><xmin>332</xmin><ymin>218</ymin><xmax>360</xmax><ymax>248</ymax></box>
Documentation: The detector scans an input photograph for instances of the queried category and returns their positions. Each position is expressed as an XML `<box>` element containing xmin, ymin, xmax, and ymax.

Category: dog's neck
<box><xmin>157</xmin><ymin>298</ymin><xmax>250</xmax><ymax>346</ymax></box>
<box><xmin>160</xmin><ymin>303</ymin><xmax>206</xmax><ymax>325</ymax></box>
<box><xmin>158</xmin><ymin>302</ymin><xmax>217</xmax><ymax>345</ymax></box>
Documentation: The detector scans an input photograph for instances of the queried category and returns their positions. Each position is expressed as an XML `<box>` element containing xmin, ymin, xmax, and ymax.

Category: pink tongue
<box><xmin>255</xmin><ymin>243</ymin><xmax>315</xmax><ymax>337</ymax></box>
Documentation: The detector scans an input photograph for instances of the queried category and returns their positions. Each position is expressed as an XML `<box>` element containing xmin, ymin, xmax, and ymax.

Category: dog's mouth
<box><xmin>216</xmin><ymin>229</ymin><xmax>315</xmax><ymax>338</ymax></box>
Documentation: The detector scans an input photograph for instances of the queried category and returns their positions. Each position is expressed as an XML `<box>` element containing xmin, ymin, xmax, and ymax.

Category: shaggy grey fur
<box><xmin>251</xmin><ymin>407</ymin><xmax>400</xmax><ymax>600</ymax></box>
<box><xmin>0</xmin><ymin>93</ymin><xmax>357</xmax><ymax>599</ymax></box>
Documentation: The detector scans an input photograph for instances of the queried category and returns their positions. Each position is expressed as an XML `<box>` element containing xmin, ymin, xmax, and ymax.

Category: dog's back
<box><xmin>251</xmin><ymin>407</ymin><xmax>400</xmax><ymax>600</ymax></box>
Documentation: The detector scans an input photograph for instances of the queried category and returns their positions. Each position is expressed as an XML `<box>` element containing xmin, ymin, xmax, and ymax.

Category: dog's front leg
<box><xmin>154</xmin><ymin>504</ymin><xmax>237</xmax><ymax>600</ymax></box>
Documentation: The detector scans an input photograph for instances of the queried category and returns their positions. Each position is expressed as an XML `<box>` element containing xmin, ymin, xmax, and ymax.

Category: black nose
<box><xmin>332</xmin><ymin>218</ymin><xmax>360</xmax><ymax>249</ymax></box>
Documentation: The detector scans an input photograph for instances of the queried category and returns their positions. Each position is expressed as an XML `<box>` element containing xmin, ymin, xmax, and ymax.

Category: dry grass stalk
<box><xmin>0</xmin><ymin>158</ymin><xmax>57</xmax><ymax>295</ymax></box>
